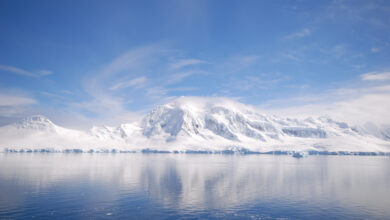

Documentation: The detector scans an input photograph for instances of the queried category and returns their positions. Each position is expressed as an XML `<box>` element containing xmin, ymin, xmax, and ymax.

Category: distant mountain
<box><xmin>0</xmin><ymin>97</ymin><xmax>389</xmax><ymax>153</ymax></box>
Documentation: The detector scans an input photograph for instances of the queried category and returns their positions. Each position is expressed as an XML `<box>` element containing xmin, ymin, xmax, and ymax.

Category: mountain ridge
<box><xmin>0</xmin><ymin>98</ymin><xmax>389</xmax><ymax>153</ymax></box>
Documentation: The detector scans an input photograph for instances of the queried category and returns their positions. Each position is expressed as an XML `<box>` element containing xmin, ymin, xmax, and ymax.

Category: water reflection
<box><xmin>0</xmin><ymin>153</ymin><xmax>389</xmax><ymax>219</ymax></box>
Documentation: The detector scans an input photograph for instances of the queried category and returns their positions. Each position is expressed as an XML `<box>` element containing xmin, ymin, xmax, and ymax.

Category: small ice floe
<box><xmin>292</xmin><ymin>151</ymin><xmax>308</xmax><ymax>158</ymax></box>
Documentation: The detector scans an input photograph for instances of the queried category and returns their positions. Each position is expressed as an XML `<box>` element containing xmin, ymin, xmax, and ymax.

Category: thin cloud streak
<box><xmin>0</xmin><ymin>91</ymin><xmax>38</xmax><ymax>122</ymax></box>
<box><xmin>0</xmin><ymin>93</ymin><xmax>37</xmax><ymax>107</ymax></box>
<box><xmin>170</xmin><ymin>59</ymin><xmax>207</xmax><ymax>69</ymax></box>
<box><xmin>166</xmin><ymin>70</ymin><xmax>208</xmax><ymax>85</ymax></box>
<box><xmin>284</xmin><ymin>28</ymin><xmax>311</xmax><ymax>40</ymax></box>
<box><xmin>110</xmin><ymin>77</ymin><xmax>148</xmax><ymax>90</ymax></box>
<box><xmin>361</xmin><ymin>72</ymin><xmax>390</xmax><ymax>81</ymax></box>
<box><xmin>0</xmin><ymin>64</ymin><xmax>52</xmax><ymax>77</ymax></box>
<box><xmin>258</xmin><ymin>83</ymin><xmax>390</xmax><ymax>126</ymax></box>
<box><xmin>80</xmin><ymin>45</ymin><xmax>166</xmax><ymax>117</ymax></box>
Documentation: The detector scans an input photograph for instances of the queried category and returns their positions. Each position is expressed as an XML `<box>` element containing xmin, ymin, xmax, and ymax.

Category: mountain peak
<box><xmin>161</xmin><ymin>96</ymin><xmax>255</xmax><ymax>114</ymax></box>
<box><xmin>15</xmin><ymin>115</ymin><xmax>56</xmax><ymax>131</ymax></box>
<box><xmin>25</xmin><ymin>115</ymin><xmax>51</xmax><ymax>121</ymax></box>
<box><xmin>141</xmin><ymin>98</ymin><xmax>276</xmax><ymax>142</ymax></box>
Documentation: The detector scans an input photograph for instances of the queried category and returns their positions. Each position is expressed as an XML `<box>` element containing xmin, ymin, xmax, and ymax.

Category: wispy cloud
<box><xmin>0</xmin><ymin>90</ymin><xmax>38</xmax><ymax>123</ymax></box>
<box><xmin>371</xmin><ymin>47</ymin><xmax>380</xmax><ymax>53</ymax></box>
<box><xmin>258</xmin><ymin>73</ymin><xmax>390</xmax><ymax>125</ymax></box>
<box><xmin>218</xmin><ymin>74</ymin><xmax>286</xmax><ymax>98</ymax></box>
<box><xmin>40</xmin><ymin>91</ymin><xmax>72</xmax><ymax>101</ymax></box>
<box><xmin>37</xmin><ymin>70</ymin><xmax>52</xmax><ymax>76</ymax></box>
<box><xmin>61</xmin><ymin>90</ymin><xmax>73</xmax><ymax>95</ymax></box>
<box><xmin>145</xmin><ymin>86</ymin><xmax>168</xmax><ymax>99</ymax></box>
<box><xmin>166</xmin><ymin>70</ymin><xmax>207</xmax><ymax>85</ymax></box>
<box><xmin>218</xmin><ymin>55</ymin><xmax>261</xmax><ymax>74</ymax></box>
<box><xmin>79</xmin><ymin>45</ymin><xmax>215</xmax><ymax>121</ymax></box>
<box><xmin>282</xmin><ymin>53</ymin><xmax>301</xmax><ymax>62</ymax></box>
<box><xmin>285</xmin><ymin>28</ymin><xmax>311</xmax><ymax>40</ymax></box>
<box><xmin>80</xmin><ymin>45</ymin><xmax>166</xmax><ymax>117</ymax></box>
<box><xmin>325</xmin><ymin>0</ymin><xmax>390</xmax><ymax>28</ymax></box>
<box><xmin>110</xmin><ymin>77</ymin><xmax>148</xmax><ymax>90</ymax></box>
<box><xmin>0</xmin><ymin>93</ymin><xmax>37</xmax><ymax>107</ymax></box>
<box><xmin>285</xmin><ymin>84</ymin><xmax>310</xmax><ymax>90</ymax></box>
<box><xmin>230</xmin><ymin>55</ymin><xmax>260</xmax><ymax>67</ymax></box>
<box><xmin>259</xmin><ymin>85</ymin><xmax>390</xmax><ymax>125</ymax></box>
<box><xmin>0</xmin><ymin>64</ymin><xmax>52</xmax><ymax>77</ymax></box>
<box><xmin>277</xmin><ymin>44</ymin><xmax>314</xmax><ymax>63</ymax></box>
<box><xmin>320</xmin><ymin>44</ymin><xmax>347</xmax><ymax>59</ymax></box>
<box><xmin>98</xmin><ymin>45</ymin><xmax>165</xmax><ymax>78</ymax></box>
<box><xmin>361</xmin><ymin>72</ymin><xmax>390</xmax><ymax>81</ymax></box>
<box><xmin>170</xmin><ymin>59</ymin><xmax>207</xmax><ymax>69</ymax></box>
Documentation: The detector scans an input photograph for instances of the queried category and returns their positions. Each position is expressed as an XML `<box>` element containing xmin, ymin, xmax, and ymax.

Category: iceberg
<box><xmin>292</xmin><ymin>151</ymin><xmax>308</xmax><ymax>158</ymax></box>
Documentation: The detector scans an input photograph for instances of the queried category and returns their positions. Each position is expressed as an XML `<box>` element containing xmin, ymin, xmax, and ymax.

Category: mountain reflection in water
<box><xmin>0</xmin><ymin>153</ymin><xmax>389</xmax><ymax>219</ymax></box>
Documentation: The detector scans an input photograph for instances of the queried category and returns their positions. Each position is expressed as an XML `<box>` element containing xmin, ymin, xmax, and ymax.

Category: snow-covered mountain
<box><xmin>1</xmin><ymin>97</ymin><xmax>389</xmax><ymax>153</ymax></box>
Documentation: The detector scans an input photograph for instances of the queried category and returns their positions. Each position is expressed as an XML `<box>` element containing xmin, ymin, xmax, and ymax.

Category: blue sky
<box><xmin>1</xmin><ymin>0</ymin><xmax>390</xmax><ymax>128</ymax></box>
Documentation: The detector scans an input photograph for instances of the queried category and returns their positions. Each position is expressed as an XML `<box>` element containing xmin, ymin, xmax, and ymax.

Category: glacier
<box><xmin>0</xmin><ymin>97</ymin><xmax>389</xmax><ymax>154</ymax></box>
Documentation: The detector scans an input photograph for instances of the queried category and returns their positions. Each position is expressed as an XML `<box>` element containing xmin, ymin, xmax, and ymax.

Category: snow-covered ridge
<box><xmin>15</xmin><ymin>115</ymin><xmax>56</xmax><ymax>131</ymax></box>
<box><xmin>1</xmin><ymin>97</ymin><xmax>389</xmax><ymax>153</ymax></box>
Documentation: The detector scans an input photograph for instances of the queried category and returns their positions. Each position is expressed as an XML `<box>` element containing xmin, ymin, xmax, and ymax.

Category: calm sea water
<box><xmin>0</xmin><ymin>153</ymin><xmax>389</xmax><ymax>219</ymax></box>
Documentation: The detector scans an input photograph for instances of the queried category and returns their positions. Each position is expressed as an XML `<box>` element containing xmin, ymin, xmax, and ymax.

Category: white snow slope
<box><xmin>1</xmin><ymin>97</ymin><xmax>389</xmax><ymax>154</ymax></box>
